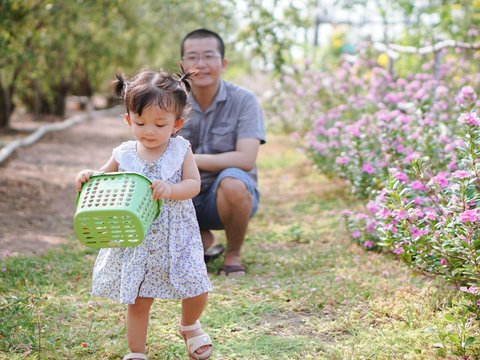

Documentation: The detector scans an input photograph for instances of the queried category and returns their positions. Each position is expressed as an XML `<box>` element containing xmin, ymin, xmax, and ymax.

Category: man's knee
<box><xmin>217</xmin><ymin>177</ymin><xmax>252</xmax><ymax>205</ymax></box>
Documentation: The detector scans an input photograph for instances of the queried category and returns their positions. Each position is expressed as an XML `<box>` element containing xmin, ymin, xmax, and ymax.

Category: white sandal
<box><xmin>123</xmin><ymin>353</ymin><xmax>147</xmax><ymax>360</ymax></box>
<box><xmin>179</xmin><ymin>320</ymin><xmax>213</xmax><ymax>359</ymax></box>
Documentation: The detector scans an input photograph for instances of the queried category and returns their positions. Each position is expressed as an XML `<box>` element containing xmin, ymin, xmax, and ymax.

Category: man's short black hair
<box><xmin>181</xmin><ymin>28</ymin><xmax>225</xmax><ymax>58</ymax></box>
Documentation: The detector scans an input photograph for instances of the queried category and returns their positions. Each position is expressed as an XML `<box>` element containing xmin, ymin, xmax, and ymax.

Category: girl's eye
<box><xmin>135</xmin><ymin>123</ymin><xmax>144</xmax><ymax>126</ymax></box>
<box><xmin>156</xmin><ymin>125</ymin><xmax>165</xmax><ymax>128</ymax></box>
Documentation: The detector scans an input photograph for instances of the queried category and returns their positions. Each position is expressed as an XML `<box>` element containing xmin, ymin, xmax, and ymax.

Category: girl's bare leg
<box><xmin>126</xmin><ymin>297</ymin><xmax>154</xmax><ymax>354</ymax></box>
<box><xmin>181</xmin><ymin>292</ymin><xmax>210</xmax><ymax>355</ymax></box>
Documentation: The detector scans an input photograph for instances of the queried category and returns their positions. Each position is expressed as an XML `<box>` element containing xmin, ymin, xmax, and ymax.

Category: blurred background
<box><xmin>0</xmin><ymin>0</ymin><xmax>478</xmax><ymax>130</ymax></box>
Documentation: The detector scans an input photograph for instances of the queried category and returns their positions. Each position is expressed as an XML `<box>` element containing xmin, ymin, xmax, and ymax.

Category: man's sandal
<box><xmin>123</xmin><ymin>353</ymin><xmax>147</xmax><ymax>360</ymax></box>
<box><xmin>217</xmin><ymin>264</ymin><xmax>246</xmax><ymax>276</ymax></box>
<box><xmin>179</xmin><ymin>320</ymin><xmax>213</xmax><ymax>359</ymax></box>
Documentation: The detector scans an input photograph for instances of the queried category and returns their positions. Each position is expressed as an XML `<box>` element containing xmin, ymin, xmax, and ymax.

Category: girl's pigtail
<box><xmin>113</xmin><ymin>74</ymin><xmax>127</xmax><ymax>100</ymax></box>
<box><xmin>175</xmin><ymin>64</ymin><xmax>197</xmax><ymax>93</ymax></box>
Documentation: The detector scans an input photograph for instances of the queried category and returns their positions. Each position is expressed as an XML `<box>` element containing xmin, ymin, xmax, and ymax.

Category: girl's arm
<box><xmin>151</xmin><ymin>148</ymin><xmax>200</xmax><ymax>200</ymax></box>
<box><xmin>74</xmin><ymin>155</ymin><xmax>118</xmax><ymax>191</ymax></box>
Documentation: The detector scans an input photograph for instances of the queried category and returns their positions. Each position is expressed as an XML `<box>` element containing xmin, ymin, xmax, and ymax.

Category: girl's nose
<box><xmin>144</xmin><ymin>126</ymin><xmax>156</xmax><ymax>135</ymax></box>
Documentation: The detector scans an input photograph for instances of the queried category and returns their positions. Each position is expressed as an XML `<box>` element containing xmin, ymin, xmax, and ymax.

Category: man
<box><xmin>179</xmin><ymin>28</ymin><xmax>266</xmax><ymax>276</ymax></box>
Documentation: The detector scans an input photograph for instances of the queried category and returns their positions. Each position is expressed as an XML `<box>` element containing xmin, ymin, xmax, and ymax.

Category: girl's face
<box><xmin>126</xmin><ymin>105</ymin><xmax>183</xmax><ymax>151</ymax></box>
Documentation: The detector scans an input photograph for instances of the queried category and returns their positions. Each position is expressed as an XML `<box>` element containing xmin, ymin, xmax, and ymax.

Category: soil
<box><xmin>0</xmin><ymin>108</ymin><xmax>130</xmax><ymax>258</ymax></box>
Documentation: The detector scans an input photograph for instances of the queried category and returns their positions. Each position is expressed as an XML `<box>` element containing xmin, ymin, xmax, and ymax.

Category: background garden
<box><xmin>1</xmin><ymin>0</ymin><xmax>480</xmax><ymax>358</ymax></box>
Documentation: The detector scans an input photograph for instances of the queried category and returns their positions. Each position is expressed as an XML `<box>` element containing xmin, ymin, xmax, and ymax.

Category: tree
<box><xmin>0</xmin><ymin>0</ymin><xmax>236</xmax><ymax>129</ymax></box>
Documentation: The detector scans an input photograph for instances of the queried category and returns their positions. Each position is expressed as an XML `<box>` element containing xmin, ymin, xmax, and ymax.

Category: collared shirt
<box><xmin>179</xmin><ymin>80</ymin><xmax>266</xmax><ymax>193</ymax></box>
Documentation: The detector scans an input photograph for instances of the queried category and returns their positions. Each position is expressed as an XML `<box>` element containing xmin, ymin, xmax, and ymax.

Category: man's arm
<box><xmin>194</xmin><ymin>138</ymin><xmax>260</xmax><ymax>173</ymax></box>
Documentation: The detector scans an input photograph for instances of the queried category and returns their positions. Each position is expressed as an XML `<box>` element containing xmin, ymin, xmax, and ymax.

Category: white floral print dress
<box><xmin>91</xmin><ymin>136</ymin><xmax>212</xmax><ymax>304</ymax></box>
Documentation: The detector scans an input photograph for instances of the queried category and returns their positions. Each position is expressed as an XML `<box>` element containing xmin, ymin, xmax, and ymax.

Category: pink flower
<box><xmin>379</xmin><ymin>208</ymin><xmax>392</xmax><ymax>219</ymax></box>
<box><xmin>362</xmin><ymin>163</ymin><xmax>375</xmax><ymax>174</ymax></box>
<box><xmin>414</xmin><ymin>197</ymin><xmax>424</xmax><ymax>205</ymax></box>
<box><xmin>385</xmin><ymin>224</ymin><xmax>398</xmax><ymax>234</ymax></box>
<box><xmin>459</xmin><ymin>210</ymin><xmax>478</xmax><ymax>223</ymax></box>
<box><xmin>351</xmin><ymin>231</ymin><xmax>362</xmax><ymax>238</ymax></box>
<box><xmin>453</xmin><ymin>170</ymin><xmax>471</xmax><ymax>179</ymax></box>
<box><xmin>410</xmin><ymin>226</ymin><xmax>428</xmax><ymax>240</ymax></box>
<box><xmin>456</xmin><ymin>86</ymin><xmax>478</xmax><ymax>107</ymax></box>
<box><xmin>393</xmin><ymin>247</ymin><xmax>404</xmax><ymax>254</ymax></box>
<box><xmin>430</xmin><ymin>174</ymin><xmax>449</xmax><ymax>188</ymax></box>
<box><xmin>356</xmin><ymin>213</ymin><xmax>369</xmax><ymax>220</ymax></box>
<box><xmin>363</xmin><ymin>240</ymin><xmax>375</xmax><ymax>248</ymax></box>
<box><xmin>447</xmin><ymin>161</ymin><xmax>458</xmax><ymax>171</ymax></box>
<box><xmin>366</xmin><ymin>201</ymin><xmax>379</xmax><ymax>214</ymax></box>
<box><xmin>366</xmin><ymin>220</ymin><xmax>377</xmax><ymax>233</ymax></box>
<box><xmin>458</xmin><ymin>112</ymin><xmax>480</xmax><ymax>126</ymax></box>
<box><xmin>393</xmin><ymin>209</ymin><xmax>408</xmax><ymax>220</ymax></box>
<box><xmin>440</xmin><ymin>258</ymin><xmax>447</xmax><ymax>266</ymax></box>
<box><xmin>403</xmin><ymin>152</ymin><xmax>420</xmax><ymax>164</ymax></box>
<box><xmin>336</xmin><ymin>156</ymin><xmax>349</xmax><ymax>165</ymax></box>
<box><xmin>395</xmin><ymin>172</ymin><xmax>408</xmax><ymax>183</ymax></box>
<box><xmin>425</xmin><ymin>210</ymin><xmax>437</xmax><ymax>220</ymax></box>
<box><xmin>411</xmin><ymin>180</ymin><xmax>425</xmax><ymax>191</ymax></box>
<box><xmin>341</xmin><ymin>210</ymin><xmax>353</xmax><ymax>217</ymax></box>
<box><xmin>460</xmin><ymin>286</ymin><xmax>479</xmax><ymax>295</ymax></box>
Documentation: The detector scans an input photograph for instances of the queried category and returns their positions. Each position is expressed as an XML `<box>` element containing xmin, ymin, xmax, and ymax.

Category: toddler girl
<box><xmin>75</xmin><ymin>68</ymin><xmax>212</xmax><ymax>360</ymax></box>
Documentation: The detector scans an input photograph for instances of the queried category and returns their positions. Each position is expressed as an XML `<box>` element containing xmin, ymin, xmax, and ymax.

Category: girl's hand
<box><xmin>151</xmin><ymin>180</ymin><xmax>172</xmax><ymax>200</ymax></box>
<box><xmin>75</xmin><ymin>169</ymin><xmax>96</xmax><ymax>192</ymax></box>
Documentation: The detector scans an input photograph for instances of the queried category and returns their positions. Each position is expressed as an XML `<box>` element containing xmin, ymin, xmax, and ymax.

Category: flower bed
<box><xmin>267</xmin><ymin>47</ymin><xmax>480</xmax><ymax>313</ymax></box>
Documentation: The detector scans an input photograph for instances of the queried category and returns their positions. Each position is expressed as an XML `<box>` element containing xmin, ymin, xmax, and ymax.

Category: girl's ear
<box><xmin>125</xmin><ymin>112</ymin><xmax>132</xmax><ymax>125</ymax></box>
<box><xmin>173</xmin><ymin>118</ymin><xmax>184</xmax><ymax>134</ymax></box>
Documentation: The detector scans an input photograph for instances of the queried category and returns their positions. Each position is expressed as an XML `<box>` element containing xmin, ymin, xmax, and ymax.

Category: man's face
<box><xmin>181</xmin><ymin>37</ymin><xmax>227</xmax><ymax>90</ymax></box>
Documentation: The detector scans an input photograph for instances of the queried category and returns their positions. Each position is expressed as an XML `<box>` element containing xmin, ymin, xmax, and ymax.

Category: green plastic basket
<box><xmin>74</xmin><ymin>172</ymin><xmax>161</xmax><ymax>249</ymax></box>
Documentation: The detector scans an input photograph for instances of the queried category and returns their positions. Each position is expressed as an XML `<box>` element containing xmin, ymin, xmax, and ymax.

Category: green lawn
<box><xmin>1</xmin><ymin>134</ymin><xmax>479</xmax><ymax>359</ymax></box>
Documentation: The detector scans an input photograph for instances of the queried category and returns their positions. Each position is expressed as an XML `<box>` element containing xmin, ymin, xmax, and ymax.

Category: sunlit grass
<box><xmin>1</xmin><ymin>134</ymin><xmax>479</xmax><ymax>359</ymax></box>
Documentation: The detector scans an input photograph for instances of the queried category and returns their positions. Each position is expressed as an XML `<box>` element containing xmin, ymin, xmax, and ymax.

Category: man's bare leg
<box><xmin>216</xmin><ymin>177</ymin><xmax>252</xmax><ymax>271</ymax></box>
<box><xmin>200</xmin><ymin>229</ymin><xmax>215</xmax><ymax>251</ymax></box>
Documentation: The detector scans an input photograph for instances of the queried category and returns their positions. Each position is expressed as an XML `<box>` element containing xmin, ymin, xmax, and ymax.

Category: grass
<box><xmin>1</xmin><ymin>133</ymin><xmax>479</xmax><ymax>359</ymax></box>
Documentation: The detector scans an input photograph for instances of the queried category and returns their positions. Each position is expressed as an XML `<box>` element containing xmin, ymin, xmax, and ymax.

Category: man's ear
<box><xmin>125</xmin><ymin>112</ymin><xmax>132</xmax><ymax>125</ymax></box>
<box><xmin>221</xmin><ymin>58</ymin><xmax>228</xmax><ymax>73</ymax></box>
<box><xmin>173</xmin><ymin>118</ymin><xmax>184</xmax><ymax>134</ymax></box>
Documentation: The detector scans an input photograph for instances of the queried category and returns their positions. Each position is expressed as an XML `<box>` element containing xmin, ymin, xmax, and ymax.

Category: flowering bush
<box><xmin>343</xmin><ymin>88</ymin><xmax>480</xmax><ymax>314</ymax></box>
<box><xmin>267</xmin><ymin>46</ymin><xmax>480</xmax><ymax>316</ymax></box>
<box><xmin>267</xmin><ymin>47</ymin><xmax>480</xmax><ymax>198</ymax></box>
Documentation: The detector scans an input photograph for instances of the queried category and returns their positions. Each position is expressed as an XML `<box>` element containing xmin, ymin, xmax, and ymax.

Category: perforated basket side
<box><xmin>74</xmin><ymin>210</ymin><xmax>144</xmax><ymax>248</ymax></box>
<box><xmin>77</xmin><ymin>175</ymin><xmax>140</xmax><ymax>212</ymax></box>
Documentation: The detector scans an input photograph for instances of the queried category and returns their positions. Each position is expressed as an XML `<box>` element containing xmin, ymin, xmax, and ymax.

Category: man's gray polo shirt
<box><xmin>179</xmin><ymin>80</ymin><xmax>266</xmax><ymax>193</ymax></box>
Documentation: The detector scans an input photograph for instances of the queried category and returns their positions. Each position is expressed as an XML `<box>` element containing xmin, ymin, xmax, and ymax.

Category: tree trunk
<box><xmin>0</xmin><ymin>84</ymin><xmax>15</xmax><ymax>129</ymax></box>
<box><xmin>52</xmin><ymin>81</ymin><xmax>68</xmax><ymax>116</ymax></box>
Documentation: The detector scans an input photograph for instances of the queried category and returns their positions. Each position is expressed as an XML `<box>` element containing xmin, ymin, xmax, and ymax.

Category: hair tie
<box><xmin>175</xmin><ymin>64</ymin><xmax>197</xmax><ymax>93</ymax></box>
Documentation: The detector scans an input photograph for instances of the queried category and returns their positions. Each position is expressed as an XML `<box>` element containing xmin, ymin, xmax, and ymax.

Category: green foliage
<box><xmin>0</xmin><ymin>0</ymin><xmax>236</xmax><ymax>126</ymax></box>
<box><xmin>237</xmin><ymin>0</ymin><xmax>315</xmax><ymax>74</ymax></box>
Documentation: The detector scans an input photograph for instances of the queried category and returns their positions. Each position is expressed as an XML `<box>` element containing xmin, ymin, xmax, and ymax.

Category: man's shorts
<box><xmin>192</xmin><ymin>168</ymin><xmax>260</xmax><ymax>230</ymax></box>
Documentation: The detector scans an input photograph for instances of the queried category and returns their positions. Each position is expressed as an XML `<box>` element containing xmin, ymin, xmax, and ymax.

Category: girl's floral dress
<box><xmin>91</xmin><ymin>136</ymin><xmax>212</xmax><ymax>304</ymax></box>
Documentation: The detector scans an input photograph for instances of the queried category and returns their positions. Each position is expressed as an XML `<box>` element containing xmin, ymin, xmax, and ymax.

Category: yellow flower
<box><xmin>377</xmin><ymin>53</ymin><xmax>389</xmax><ymax>68</ymax></box>
<box><xmin>332</xmin><ymin>38</ymin><xmax>343</xmax><ymax>49</ymax></box>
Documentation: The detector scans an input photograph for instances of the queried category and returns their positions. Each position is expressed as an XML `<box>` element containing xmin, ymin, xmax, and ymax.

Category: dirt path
<box><xmin>0</xmin><ymin>109</ymin><xmax>130</xmax><ymax>258</ymax></box>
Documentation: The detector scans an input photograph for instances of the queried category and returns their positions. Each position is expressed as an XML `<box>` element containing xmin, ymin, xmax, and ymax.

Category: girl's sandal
<box><xmin>123</xmin><ymin>353</ymin><xmax>147</xmax><ymax>360</ymax></box>
<box><xmin>179</xmin><ymin>320</ymin><xmax>213</xmax><ymax>359</ymax></box>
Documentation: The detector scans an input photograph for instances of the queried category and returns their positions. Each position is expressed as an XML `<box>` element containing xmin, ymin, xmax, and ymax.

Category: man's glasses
<box><xmin>182</xmin><ymin>53</ymin><xmax>222</xmax><ymax>65</ymax></box>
